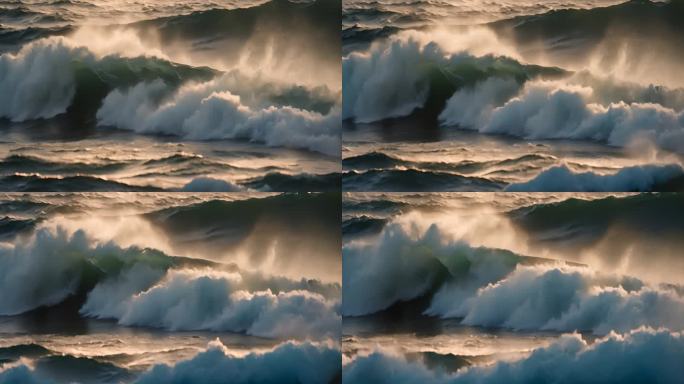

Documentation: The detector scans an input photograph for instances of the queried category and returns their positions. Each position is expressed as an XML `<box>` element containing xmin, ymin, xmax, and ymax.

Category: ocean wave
<box><xmin>429</xmin><ymin>264</ymin><xmax>684</xmax><ymax>334</ymax></box>
<box><xmin>343</xmin><ymin>222</ymin><xmax>684</xmax><ymax>335</ymax></box>
<box><xmin>441</xmin><ymin>78</ymin><xmax>684</xmax><ymax>153</ymax></box>
<box><xmin>508</xmin><ymin>193</ymin><xmax>684</xmax><ymax>244</ymax></box>
<box><xmin>0</xmin><ymin>227</ymin><xmax>186</xmax><ymax>315</ymax></box>
<box><xmin>0</xmin><ymin>154</ymin><xmax>130</xmax><ymax>175</ymax></box>
<box><xmin>136</xmin><ymin>340</ymin><xmax>341</xmax><ymax>384</ymax></box>
<box><xmin>0</xmin><ymin>174</ymin><xmax>162</xmax><ymax>192</ymax></box>
<box><xmin>240</xmin><ymin>172</ymin><xmax>341</xmax><ymax>192</ymax></box>
<box><xmin>343</xmin><ymin>224</ymin><xmax>525</xmax><ymax>316</ymax></box>
<box><xmin>0</xmin><ymin>25</ymin><xmax>73</xmax><ymax>52</ymax></box>
<box><xmin>180</xmin><ymin>177</ymin><xmax>244</xmax><ymax>192</ymax></box>
<box><xmin>343</xmin><ymin>151</ymin><xmax>556</xmax><ymax>175</ymax></box>
<box><xmin>0</xmin><ymin>340</ymin><xmax>341</xmax><ymax>384</ymax></box>
<box><xmin>342</xmin><ymin>25</ymin><xmax>402</xmax><ymax>53</ymax></box>
<box><xmin>342</xmin><ymin>35</ymin><xmax>565</xmax><ymax>123</ymax></box>
<box><xmin>506</xmin><ymin>164</ymin><xmax>684</xmax><ymax>192</ymax></box>
<box><xmin>0</xmin><ymin>6</ymin><xmax>68</xmax><ymax>26</ymax></box>
<box><xmin>0</xmin><ymin>36</ymin><xmax>216</xmax><ymax>122</ymax></box>
<box><xmin>0</xmin><ymin>215</ymin><xmax>38</xmax><ymax>240</ymax></box>
<box><xmin>342</xmin><ymin>198</ymin><xmax>408</xmax><ymax>216</ymax></box>
<box><xmin>342</xmin><ymin>215</ymin><xmax>388</xmax><ymax>239</ymax></box>
<box><xmin>0</xmin><ymin>200</ymin><xmax>55</xmax><ymax>219</ymax></box>
<box><xmin>0</xmin><ymin>345</ymin><xmax>131</xmax><ymax>384</ymax></box>
<box><xmin>144</xmin><ymin>193</ymin><xmax>341</xmax><ymax>281</ymax></box>
<box><xmin>344</xmin><ymin>29</ymin><xmax>684</xmax><ymax>153</ymax></box>
<box><xmin>0</xmin><ymin>365</ymin><xmax>48</xmax><ymax>384</ymax></box>
<box><xmin>33</xmin><ymin>354</ymin><xmax>134</xmax><ymax>384</ymax></box>
<box><xmin>489</xmin><ymin>0</ymin><xmax>684</xmax><ymax>83</ymax></box>
<box><xmin>145</xmin><ymin>193</ymin><xmax>340</xmax><ymax>244</ymax></box>
<box><xmin>119</xmin><ymin>0</ymin><xmax>342</xmax><ymax>92</ymax></box>
<box><xmin>0</xmin><ymin>343</ymin><xmax>51</xmax><ymax>364</ymax></box>
<box><xmin>0</xmin><ymin>223</ymin><xmax>340</xmax><ymax>338</ymax></box>
<box><xmin>81</xmin><ymin>268</ymin><xmax>341</xmax><ymax>339</ymax></box>
<box><xmin>343</xmin><ymin>328</ymin><xmax>684</xmax><ymax>384</ymax></box>
<box><xmin>343</xmin><ymin>169</ymin><xmax>504</xmax><ymax>192</ymax></box>
<box><xmin>96</xmin><ymin>77</ymin><xmax>341</xmax><ymax>155</ymax></box>
<box><xmin>130</xmin><ymin>0</ymin><xmax>340</xmax><ymax>58</ymax></box>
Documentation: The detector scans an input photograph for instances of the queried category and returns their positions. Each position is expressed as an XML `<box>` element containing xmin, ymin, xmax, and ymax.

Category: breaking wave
<box><xmin>96</xmin><ymin>77</ymin><xmax>341</xmax><ymax>156</ymax></box>
<box><xmin>0</xmin><ymin>224</ymin><xmax>340</xmax><ymax>339</ymax></box>
<box><xmin>80</xmin><ymin>268</ymin><xmax>341</xmax><ymax>339</ymax></box>
<box><xmin>0</xmin><ymin>339</ymin><xmax>341</xmax><ymax>384</ymax></box>
<box><xmin>506</xmin><ymin>164</ymin><xmax>684</xmax><ymax>192</ymax></box>
<box><xmin>343</xmin><ymin>222</ymin><xmax>684</xmax><ymax>335</ymax></box>
<box><xmin>137</xmin><ymin>340</ymin><xmax>341</xmax><ymax>384</ymax></box>
<box><xmin>440</xmin><ymin>78</ymin><xmax>684</xmax><ymax>154</ymax></box>
<box><xmin>343</xmin><ymin>15</ymin><xmax>684</xmax><ymax>154</ymax></box>
<box><xmin>343</xmin><ymin>328</ymin><xmax>684</xmax><ymax>384</ymax></box>
<box><xmin>342</xmin><ymin>36</ymin><xmax>564</xmax><ymax>123</ymax></box>
<box><xmin>0</xmin><ymin>36</ymin><xmax>215</xmax><ymax>122</ymax></box>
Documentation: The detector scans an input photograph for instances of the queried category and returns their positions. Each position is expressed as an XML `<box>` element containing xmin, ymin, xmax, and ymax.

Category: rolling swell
<box><xmin>240</xmin><ymin>172</ymin><xmax>342</xmax><ymax>192</ymax></box>
<box><xmin>343</xmin><ymin>152</ymin><xmax>556</xmax><ymax>175</ymax></box>
<box><xmin>146</xmin><ymin>193</ymin><xmax>340</xmax><ymax>247</ymax></box>
<box><xmin>130</xmin><ymin>0</ymin><xmax>340</xmax><ymax>64</ymax></box>
<box><xmin>0</xmin><ymin>215</ymin><xmax>38</xmax><ymax>240</ymax></box>
<box><xmin>144</xmin><ymin>193</ymin><xmax>341</xmax><ymax>279</ymax></box>
<box><xmin>342</xmin><ymin>215</ymin><xmax>388</xmax><ymax>239</ymax></box>
<box><xmin>0</xmin><ymin>174</ymin><xmax>162</xmax><ymax>192</ymax></box>
<box><xmin>343</xmin><ymin>169</ymin><xmax>504</xmax><ymax>192</ymax></box>
<box><xmin>508</xmin><ymin>193</ymin><xmax>684</xmax><ymax>245</ymax></box>
<box><xmin>0</xmin><ymin>25</ymin><xmax>73</xmax><ymax>52</ymax></box>
<box><xmin>342</xmin><ymin>25</ymin><xmax>402</xmax><ymax>53</ymax></box>
<box><xmin>342</xmin><ymin>199</ymin><xmax>408</xmax><ymax>216</ymax></box>
<box><xmin>490</xmin><ymin>0</ymin><xmax>684</xmax><ymax>55</ymax></box>
<box><xmin>0</xmin><ymin>154</ymin><xmax>130</xmax><ymax>175</ymax></box>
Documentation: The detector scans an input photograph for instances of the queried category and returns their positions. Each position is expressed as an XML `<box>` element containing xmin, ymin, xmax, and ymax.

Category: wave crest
<box><xmin>343</xmin><ymin>328</ymin><xmax>684</xmax><ymax>384</ymax></box>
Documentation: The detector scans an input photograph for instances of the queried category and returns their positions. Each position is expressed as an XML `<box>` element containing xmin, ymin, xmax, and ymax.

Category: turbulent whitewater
<box><xmin>342</xmin><ymin>0</ymin><xmax>684</xmax><ymax>191</ymax></box>
<box><xmin>342</xmin><ymin>192</ymin><xmax>684</xmax><ymax>382</ymax></box>
<box><xmin>0</xmin><ymin>192</ymin><xmax>341</xmax><ymax>384</ymax></box>
<box><xmin>0</xmin><ymin>0</ymin><xmax>342</xmax><ymax>191</ymax></box>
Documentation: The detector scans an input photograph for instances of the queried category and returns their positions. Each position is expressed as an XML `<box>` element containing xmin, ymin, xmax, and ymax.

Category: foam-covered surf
<box><xmin>0</xmin><ymin>192</ymin><xmax>341</xmax><ymax>383</ymax></box>
<box><xmin>342</xmin><ymin>192</ymin><xmax>684</xmax><ymax>382</ymax></box>
<box><xmin>96</xmin><ymin>77</ymin><xmax>341</xmax><ymax>156</ymax></box>
<box><xmin>0</xmin><ymin>0</ymin><xmax>341</xmax><ymax>191</ymax></box>
<box><xmin>342</xmin><ymin>0</ymin><xmax>684</xmax><ymax>191</ymax></box>
<box><xmin>343</xmin><ymin>220</ymin><xmax>684</xmax><ymax>334</ymax></box>
<box><xmin>0</xmin><ymin>340</ymin><xmax>342</xmax><ymax>384</ymax></box>
<box><xmin>343</xmin><ymin>328</ymin><xmax>684</xmax><ymax>384</ymax></box>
